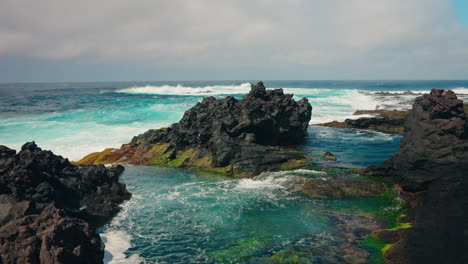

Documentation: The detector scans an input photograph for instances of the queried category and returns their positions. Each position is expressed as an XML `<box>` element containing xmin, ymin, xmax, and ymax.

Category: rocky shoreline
<box><xmin>320</xmin><ymin>105</ymin><xmax>468</xmax><ymax>135</ymax></box>
<box><xmin>0</xmin><ymin>142</ymin><xmax>130</xmax><ymax>263</ymax></box>
<box><xmin>1</xmin><ymin>84</ymin><xmax>466</xmax><ymax>263</ymax></box>
<box><xmin>75</xmin><ymin>82</ymin><xmax>313</xmax><ymax>177</ymax></box>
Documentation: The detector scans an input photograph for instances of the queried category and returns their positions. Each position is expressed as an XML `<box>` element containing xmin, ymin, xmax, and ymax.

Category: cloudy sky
<box><xmin>0</xmin><ymin>0</ymin><xmax>467</xmax><ymax>82</ymax></box>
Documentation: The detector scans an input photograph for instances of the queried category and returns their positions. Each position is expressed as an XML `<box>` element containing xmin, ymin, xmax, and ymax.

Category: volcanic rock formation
<box><xmin>76</xmin><ymin>82</ymin><xmax>313</xmax><ymax>176</ymax></box>
<box><xmin>0</xmin><ymin>142</ymin><xmax>130</xmax><ymax>264</ymax></box>
<box><xmin>367</xmin><ymin>89</ymin><xmax>468</xmax><ymax>264</ymax></box>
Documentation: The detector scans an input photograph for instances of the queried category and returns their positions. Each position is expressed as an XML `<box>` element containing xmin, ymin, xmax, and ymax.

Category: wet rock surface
<box><xmin>343</xmin><ymin>117</ymin><xmax>405</xmax><ymax>133</ymax></box>
<box><xmin>320</xmin><ymin>110</ymin><xmax>408</xmax><ymax>134</ymax></box>
<box><xmin>0</xmin><ymin>142</ymin><xmax>130</xmax><ymax>264</ymax></box>
<box><xmin>77</xmin><ymin>82</ymin><xmax>313</xmax><ymax>177</ymax></box>
<box><xmin>367</xmin><ymin>89</ymin><xmax>468</xmax><ymax>264</ymax></box>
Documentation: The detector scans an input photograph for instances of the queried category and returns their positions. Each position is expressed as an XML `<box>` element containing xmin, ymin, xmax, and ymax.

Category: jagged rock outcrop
<box><xmin>76</xmin><ymin>82</ymin><xmax>313</xmax><ymax>177</ymax></box>
<box><xmin>367</xmin><ymin>89</ymin><xmax>468</xmax><ymax>264</ymax></box>
<box><xmin>0</xmin><ymin>142</ymin><xmax>131</xmax><ymax>264</ymax></box>
<box><xmin>368</xmin><ymin>89</ymin><xmax>468</xmax><ymax>191</ymax></box>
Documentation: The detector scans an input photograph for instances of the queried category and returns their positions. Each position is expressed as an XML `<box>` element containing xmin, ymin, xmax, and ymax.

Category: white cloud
<box><xmin>0</xmin><ymin>0</ymin><xmax>467</xmax><ymax>78</ymax></box>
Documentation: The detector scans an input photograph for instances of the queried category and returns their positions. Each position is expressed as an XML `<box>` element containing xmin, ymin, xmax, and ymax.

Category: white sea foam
<box><xmin>312</xmin><ymin>89</ymin><xmax>380</xmax><ymax>110</ymax></box>
<box><xmin>236</xmin><ymin>178</ymin><xmax>285</xmax><ymax>189</ymax></box>
<box><xmin>366</xmin><ymin>87</ymin><xmax>468</xmax><ymax>96</ymax></box>
<box><xmin>307</xmin><ymin>89</ymin><xmax>383</xmax><ymax>123</ymax></box>
<box><xmin>236</xmin><ymin>169</ymin><xmax>326</xmax><ymax>190</ymax></box>
<box><xmin>102</xmin><ymin>230</ymin><xmax>143</xmax><ymax>264</ymax></box>
<box><xmin>452</xmin><ymin>87</ymin><xmax>468</xmax><ymax>94</ymax></box>
<box><xmin>3</xmin><ymin>83</ymin><xmax>449</xmax><ymax>160</ymax></box>
<box><xmin>0</xmin><ymin>117</ymin><xmax>174</xmax><ymax>161</ymax></box>
<box><xmin>116</xmin><ymin>83</ymin><xmax>252</xmax><ymax>95</ymax></box>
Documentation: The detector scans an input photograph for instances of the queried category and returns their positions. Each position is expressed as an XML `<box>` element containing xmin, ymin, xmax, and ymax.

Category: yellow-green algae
<box><xmin>261</xmin><ymin>250</ymin><xmax>313</xmax><ymax>264</ymax></box>
<box><xmin>208</xmin><ymin>237</ymin><xmax>266</xmax><ymax>263</ymax></box>
<box><xmin>320</xmin><ymin>152</ymin><xmax>337</xmax><ymax>160</ymax></box>
<box><xmin>358</xmin><ymin>199</ymin><xmax>412</xmax><ymax>263</ymax></box>
<box><xmin>72</xmin><ymin>148</ymin><xmax>128</xmax><ymax>165</ymax></box>
<box><xmin>324</xmin><ymin>170</ymin><xmax>412</xmax><ymax>263</ymax></box>
<box><xmin>362</xmin><ymin>173</ymin><xmax>413</xmax><ymax>261</ymax></box>
<box><xmin>143</xmin><ymin>143</ymin><xmax>310</xmax><ymax>178</ymax></box>
<box><xmin>74</xmin><ymin>142</ymin><xmax>310</xmax><ymax>177</ymax></box>
<box><xmin>279</xmin><ymin>158</ymin><xmax>310</xmax><ymax>170</ymax></box>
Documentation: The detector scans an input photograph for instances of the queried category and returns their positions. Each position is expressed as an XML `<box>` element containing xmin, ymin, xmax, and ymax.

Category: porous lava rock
<box><xmin>76</xmin><ymin>82</ymin><xmax>313</xmax><ymax>177</ymax></box>
<box><xmin>0</xmin><ymin>142</ymin><xmax>131</xmax><ymax>264</ymax></box>
<box><xmin>367</xmin><ymin>89</ymin><xmax>468</xmax><ymax>264</ymax></box>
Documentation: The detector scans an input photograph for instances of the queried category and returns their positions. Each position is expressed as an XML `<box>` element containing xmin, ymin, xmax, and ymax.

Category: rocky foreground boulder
<box><xmin>77</xmin><ymin>82</ymin><xmax>313</xmax><ymax>177</ymax></box>
<box><xmin>367</xmin><ymin>89</ymin><xmax>468</xmax><ymax>264</ymax></box>
<box><xmin>0</xmin><ymin>142</ymin><xmax>131</xmax><ymax>263</ymax></box>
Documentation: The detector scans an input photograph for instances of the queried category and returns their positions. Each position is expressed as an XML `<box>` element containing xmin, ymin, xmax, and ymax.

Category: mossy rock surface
<box><xmin>320</xmin><ymin>152</ymin><xmax>337</xmax><ymax>160</ymax></box>
<box><xmin>73</xmin><ymin>148</ymin><xmax>128</xmax><ymax>165</ymax></box>
<box><xmin>297</xmin><ymin>176</ymin><xmax>386</xmax><ymax>199</ymax></box>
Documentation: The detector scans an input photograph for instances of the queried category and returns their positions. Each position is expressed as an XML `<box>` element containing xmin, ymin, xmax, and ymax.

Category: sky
<box><xmin>0</xmin><ymin>0</ymin><xmax>467</xmax><ymax>82</ymax></box>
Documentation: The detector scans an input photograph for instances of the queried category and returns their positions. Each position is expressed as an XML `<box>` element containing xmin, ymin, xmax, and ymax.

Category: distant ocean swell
<box><xmin>1</xmin><ymin>82</ymin><xmax>467</xmax><ymax>161</ymax></box>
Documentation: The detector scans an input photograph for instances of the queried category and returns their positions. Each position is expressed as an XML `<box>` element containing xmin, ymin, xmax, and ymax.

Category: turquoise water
<box><xmin>101</xmin><ymin>166</ymin><xmax>397</xmax><ymax>264</ymax></box>
<box><xmin>1</xmin><ymin>80</ymin><xmax>467</xmax><ymax>263</ymax></box>
<box><xmin>1</xmin><ymin>80</ymin><xmax>467</xmax><ymax>160</ymax></box>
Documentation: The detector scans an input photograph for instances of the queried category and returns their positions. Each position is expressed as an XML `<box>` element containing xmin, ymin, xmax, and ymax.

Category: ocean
<box><xmin>1</xmin><ymin>80</ymin><xmax>467</xmax><ymax>263</ymax></box>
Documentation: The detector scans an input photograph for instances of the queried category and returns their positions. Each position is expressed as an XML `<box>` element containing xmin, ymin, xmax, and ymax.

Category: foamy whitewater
<box><xmin>3</xmin><ymin>80</ymin><xmax>467</xmax><ymax>161</ymax></box>
<box><xmin>1</xmin><ymin>80</ymin><xmax>467</xmax><ymax>263</ymax></box>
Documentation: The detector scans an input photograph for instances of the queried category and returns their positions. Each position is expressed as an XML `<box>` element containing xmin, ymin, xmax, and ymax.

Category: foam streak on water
<box><xmin>100</xmin><ymin>167</ymin><xmax>329</xmax><ymax>263</ymax></box>
<box><xmin>0</xmin><ymin>81</ymin><xmax>431</xmax><ymax>263</ymax></box>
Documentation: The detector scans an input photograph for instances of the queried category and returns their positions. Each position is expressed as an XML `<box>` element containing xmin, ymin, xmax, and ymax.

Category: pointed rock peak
<box><xmin>21</xmin><ymin>141</ymin><xmax>38</xmax><ymax>151</ymax></box>
<box><xmin>249</xmin><ymin>81</ymin><xmax>267</xmax><ymax>98</ymax></box>
<box><xmin>417</xmin><ymin>89</ymin><xmax>465</xmax><ymax>119</ymax></box>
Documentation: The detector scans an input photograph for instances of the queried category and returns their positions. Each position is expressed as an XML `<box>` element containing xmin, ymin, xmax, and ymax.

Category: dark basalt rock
<box><xmin>77</xmin><ymin>82</ymin><xmax>313</xmax><ymax>176</ymax></box>
<box><xmin>344</xmin><ymin>116</ymin><xmax>405</xmax><ymax>132</ymax></box>
<box><xmin>319</xmin><ymin>110</ymin><xmax>407</xmax><ymax>134</ymax></box>
<box><xmin>172</xmin><ymin>81</ymin><xmax>311</xmax><ymax>146</ymax></box>
<box><xmin>367</xmin><ymin>89</ymin><xmax>468</xmax><ymax>264</ymax></box>
<box><xmin>368</xmin><ymin>89</ymin><xmax>468</xmax><ymax>191</ymax></box>
<box><xmin>0</xmin><ymin>142</ymin><xmax>131</xmax><ymax>264</ymax></box>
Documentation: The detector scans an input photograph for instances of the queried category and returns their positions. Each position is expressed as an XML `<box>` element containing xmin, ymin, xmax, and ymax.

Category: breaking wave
<box><xmin>116</xmin><ymin>83</ymin><xmax>252</xmax><ymax>95</ymax></box>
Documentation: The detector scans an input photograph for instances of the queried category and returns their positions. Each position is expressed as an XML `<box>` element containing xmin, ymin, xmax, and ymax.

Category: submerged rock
<box><xmin>321</xmin><ymin>152</ymin><xmax>337</xmax><ymax>160</ymax></box>
<box><xmin>367</xmin><ymin>89</ymin><xmax>468</xmax><ymax>264</ymax></box>
<box><xmin>0</xmin><ymin>142</ymin><xmax>131</xmax><ymax>264</ymax></box>
<box><xmin>297</xmin><ymin>176</ymin><xmax>385</xmax><ymax>199</ymax></box>
<box><xmin>76</xmin><ymin>82</ymin><xmax>313</xmax><ymax>177</ymax></box>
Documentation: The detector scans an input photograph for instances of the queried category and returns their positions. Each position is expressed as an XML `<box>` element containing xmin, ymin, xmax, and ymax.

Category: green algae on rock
<box><xmin>75</xmin><ymin>82</ymin><xmax>313</xmax><ymax>177</ymax></box>
<box><xmin>72</xmin><ymin>148</ymin><xmax>128</xmax><ymax>165</ymax></box>
<box><xmin>320</xmin><ymin>151</ymin><xmax>337</xmax><ymax>160</ymax></box>
<box><xmin>367</xmin><ymin>90</ymin><xmax>468</xmax><ymax>264</ymax></box>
